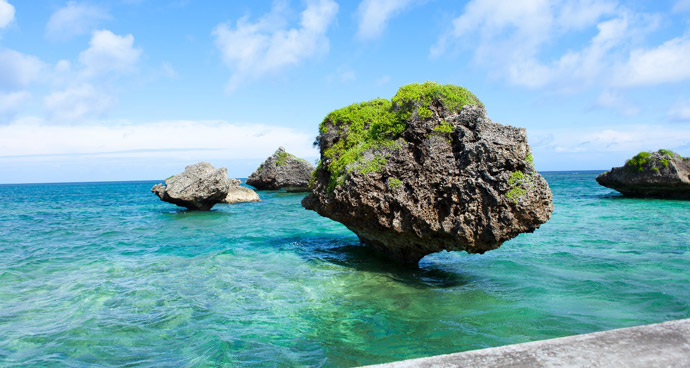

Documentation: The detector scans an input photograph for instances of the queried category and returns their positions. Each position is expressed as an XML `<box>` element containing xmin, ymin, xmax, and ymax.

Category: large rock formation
<box><xmin>302</xmin><ymin>82</ymin><xmax>553</xmax><ymax>265</ymax></box>
<box><xmin>596</xmin><ymin>150</ymin><xmax>690</xmax><ymax>199</ymax></box>
<box><xmin>246</xmin><ymin>147</ymin><xmax>314</xmax><ymax>192</ymax></box>
<box><xmin>222</xmin><ymin>179</ymin><xmax>261</xmax><ymax>204</ymax></box>
<box><xmin>152</xmin><ymin>162</ymin><xmax>233</xmax><ymax>210</ymax></box>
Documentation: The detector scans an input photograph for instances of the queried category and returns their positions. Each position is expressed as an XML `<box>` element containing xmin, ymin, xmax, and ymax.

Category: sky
<box><xmin>1</xmin><ymin>0</ymin><xmax>690</xmax><ymax>183</ymax></box>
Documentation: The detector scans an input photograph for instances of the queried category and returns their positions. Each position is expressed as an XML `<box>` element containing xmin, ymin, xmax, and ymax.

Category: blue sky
<box><xmin>1</xmin><ymin>0</ymin><xmax>690</xmax><ymax>183</ymax></box>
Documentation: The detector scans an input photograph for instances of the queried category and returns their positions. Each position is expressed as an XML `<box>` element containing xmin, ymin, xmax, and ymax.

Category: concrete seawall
<box><xmin>365</xmin><ymin>318</ymin><xmax>690</xmax><ymax>368</ymax></box>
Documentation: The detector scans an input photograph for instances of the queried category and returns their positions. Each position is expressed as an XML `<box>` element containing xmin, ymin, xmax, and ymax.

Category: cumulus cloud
<box><xmin>0</xmin><ymin>0</ymin><xmax>14</xmax><ymax>29</ymax></box>
<box><xmin>612</xmin><ymin>35</ymin><xmax>690</xmax><ymax>87</ymax></box>
<box><xmin>0</xmin><ymin>90</ymin><xmax>29</xmax><ymax>116</ymax></box>
<box><xmin>668</xmin><ymin>99</ymin><xmax>690</xmax><ymax>121</ymax></box>
<box><xmin>0</xmin><ymin>49</ymin><xmax>45</xmax><ymax>90</ymax></box>
<box><xmin>430</xmin><ymin>0</ymin><xmax>679</xmax><ymax>91</ymax></box>
<box><xmin>79</xmin><ymin>30</ymin><xmax>142</xmax><ymax>78</ymax></box>
<box><xmin>46</xmin><ymin>2</ymin><xmax>110</xmax><ymax>41</ymax></box>
<box><xmin>43</xmin><ymin>84</ymin><xmax>114</xmax><ymax>121</ymax></box>
<box><xmin>213</xmin><ymin>0</ymin><xmax>338</xmax><ymax>92</ymax></box>
<box><xmin>356</xmin><ymin>0</ymin><xmax>415</xmax><ymax>40</ymax></box>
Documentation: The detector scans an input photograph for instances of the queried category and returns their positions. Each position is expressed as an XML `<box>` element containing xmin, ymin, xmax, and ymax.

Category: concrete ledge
<box><xmin>364</xmin><ymin>318</ymin><xmax>690</xmax><ymax>368</ymax></box>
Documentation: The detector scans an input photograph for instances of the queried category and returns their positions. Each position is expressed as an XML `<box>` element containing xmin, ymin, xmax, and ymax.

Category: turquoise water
<box><xmin>0</xmin><ymin>172</ymin><xmax>688</xmax><ymax>367</ymax></box>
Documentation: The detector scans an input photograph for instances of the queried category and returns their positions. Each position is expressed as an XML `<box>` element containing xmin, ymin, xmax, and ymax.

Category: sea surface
<box><xmin>0</xmin><ymin>171</ymin><xmax>688</xmax><ymax>367</ymax></box>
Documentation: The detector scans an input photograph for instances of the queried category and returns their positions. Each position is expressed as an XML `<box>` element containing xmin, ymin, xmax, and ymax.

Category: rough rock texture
<box><xmin>222</xmin><ymin>179</ymin><xmax>261</xmax><ymax>204</ymax></box>
<box><xmin>597</xmin><ymin>150</ymin><xmax>690</xmax><ymax>199</ymax></box>
<box><xmin>302</xmin><ymin>82</ymin><xmax>553</xmax><ymax>265</ymax></box>
<box><xmin>152</xmin><ymin>162</ymin><xmax>232</xmax><ymax>210</ymax></box>
<box><xmin>246</xmin><ymin>147</ymin><xmax>314</xmax><ymax>192</ymax></box>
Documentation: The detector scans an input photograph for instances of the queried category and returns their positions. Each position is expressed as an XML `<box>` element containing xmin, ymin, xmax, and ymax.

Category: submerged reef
<box><xmin>597</xmin><ymin>149</ymin><xmax>690</xmax><ymax>199</ymax></box>
<box><xmin>302</xmin><ymin>82</ymin><xmax>553</xmax><ymax>265</ymax></box>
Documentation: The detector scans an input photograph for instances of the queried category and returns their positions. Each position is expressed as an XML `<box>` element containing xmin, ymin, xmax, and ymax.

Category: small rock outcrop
<box><xmin>246</xmin><ymin>147</ymin><xmax>314</xmax><ymax>192</ymax></box>
<box><xmin>596</xmin><ymin>150</ymin><xmax>690</xmax><ymax>199</ymax></box>
<box><xmin>223</xmin><ymin>179</ymin><xmax>261</xmax><ymax>204</ymax></box>
<box><xmin>152</xmin><ymin>162</ymin><xmax>232</xmax><ymax>210</ymax></box>
<box><xmin>302</xmin><ymin>82</ymin><xmax>553</xmax><ymax>265</ymax></box>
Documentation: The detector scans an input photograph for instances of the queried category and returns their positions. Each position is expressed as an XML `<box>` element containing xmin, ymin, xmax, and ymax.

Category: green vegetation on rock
<box><xmin>506</xmin><ymin>170</ymin><xmax>533</xmax><ymax>203</ymax></box>
<box><xmin>391</xmin><ymin>82</ymin><xmax>484</xmax><ymax>122</ymax></box>
<box><xmin>387</xmin><ymin>177</ymin><xmax>402</xmax><ymax>190</ymax></box>
<box><xmin>433</xmin><ymin>121</ymin><xmax>454</xmax><ymax>134</ymax></box>
<box><xmin>526</xmin><ymin>153</ymin><xmax>534</xmax><ymax>165</ymax></box>
<box><xmin>276</xmin><ymin>151</ymin><xmax>294</xmax><ymax>166</ymax></box>
<box><xmin>318</xmin><ymin>82</ymin><xmax>483</xmax><ymax>192</ymax></box>
<box><xmin>626</xmin><ymin>151</ymin><xmax>651</xmax><ymax>172</ymax></box>
<box><xmin>626</xmin><ymin>149</ymin><xmax>682</xmax><ymax>172</ymax></box>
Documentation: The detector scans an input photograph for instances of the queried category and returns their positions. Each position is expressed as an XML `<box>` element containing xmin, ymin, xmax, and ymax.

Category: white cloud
<box><xmin>0</xmin><ymin>0</ymin><xmax>14</xmax><ymax>29</ymax></box>
<box><xmin>430</xmin><ymin>0</ymin><xmax>668</xmax><ymax>92</ymax></box>
<box><xmin>213</xmin><ymin>0</ymin><xmax>339</xmax><ymax>92</ymax></box>
<box><xmin>0</xmin><ymin>90</ymin><xmax>29</xmax><ymax>115</ymax></box>
<box><xmin>0</xmin><ymin>49</ymin><xmax>45</xmax><ymax>90</ymax></box>
<box><xmin>43</xmin><ymin>84</ymin><xmax>114</xmax><ymax>121</ymax></box>
<box><xmin>79</xmin><ymin>30</ymin><xmax>142</xmax><ymax>78</ymax></box>
<box><xmin>673</xmin><ymin>0</ymin><xmax>690</xmax><ymax>13</ymax></box>
<box><xmin>592</xmin><ymin>90</ymin><xmax>640</xmax><ymax>116</ymax></box>
<box><xmin>46</xmin><ymin>2</ymin><xmax>110</xmax><ymax>41</ymax></box>
<box><xmin>668</xmin><ymin>99</ymin><xmax>690</xmax><ymax>121</ymax></box>
<box><xmin>531</xmin><ymin>124</ymin><xmax>690</xmax><ymax>154</ymax></box>
<box><xmin>356</xmin><ymin>0</ymin><xmax>415</xmax><ymax>40</ymax></box>
<box><xmin>613</xmin><ymin>35</ymin><xmax>690</xmax><ymax>87</ymax></box>
<box><xmin>0</xmin><ymin>119</ymin><xmax>317</xmax><ymax>159</ymax></box>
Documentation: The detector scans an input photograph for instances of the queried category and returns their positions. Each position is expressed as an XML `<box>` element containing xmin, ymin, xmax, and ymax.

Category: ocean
<box><xmin>0</xmin><ymin>171</ymin><xmax>688</xmax><ymax>367</ymax></box>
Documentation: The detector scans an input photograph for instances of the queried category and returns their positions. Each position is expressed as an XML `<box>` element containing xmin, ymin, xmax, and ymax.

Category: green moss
<box><xmin>433</xmin><ymin>121</ymin><xmax>454</xmax><ymax>134</ymax></box>
<box><xmin>508</xmin><ymin>170</ymin><xmax>525</xmax><ymax>185</ymax></box>
<box><xmin>506</xmin><ymin>170</ymin><xmax>533</xmax><ymax>203</ymax></box>
<box><xmin>317</xmin><ymin>82</ymin><xmax>483</xmax><ymax>192</ymax></box>
<box><xmin>526</xmin><ymin>153</ymin><xmax>534</xmax><ymax>165</ymax></box>
<box><xmin>658</xmin><ymin>149</ymin><xmax>676</xmax><ymax>157</ymax></box>
<box><xmin>276</xmin><ymin>151</ymin><xmax>294</xmax><ymax>166</ymax></box>
<box><xmin>506</xmin><ymin>187</ymin><xmax>526</xmax><ymax>202</ymax></box>
<box><xmin>626</xmin><ymin>151</ymin><xmax>651</xmax><ymax>172</ymax></box>
<box><xmin>391</xmin><ymin>81</ymin><xmax>483</xmax><ymax>122</ymax></box>
<box><xmin>661</xmin><ymin>159</ymin><xmax>670</xmax><ymax>168</ymax></box>
<box><xmin>652</xmin><ymin>167</ymin><xmax>660</xmax><ymax>173</ymax></box>
<box><xmin>388</xmin><ymin>177</ymin><xmax>402</xmax><ymax>190</ymax></box>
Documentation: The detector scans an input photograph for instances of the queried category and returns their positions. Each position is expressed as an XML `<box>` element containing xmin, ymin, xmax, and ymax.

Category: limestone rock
<box><xmin>247</xmin><ymin>147</ymin><xmax>314</xmax><ymax>192</ymax></box>
<box><xmin>152</xmin><ymin>162</ymin><xmax>231</xmax><ymax>210</ymax></box>
<box><xmin>222</xmin><ymin>179</ymin><xmax>261</xmax><ymax>204</ymax></box>
<box><xmin>302</xmin><ymin>82</ymin><xmax>553</xmax><ymax>265</ymax></box>
<box><xmin>596</xmin><ymin>150</ymin><xmax>690</xmax><ymax>199</ymax></box>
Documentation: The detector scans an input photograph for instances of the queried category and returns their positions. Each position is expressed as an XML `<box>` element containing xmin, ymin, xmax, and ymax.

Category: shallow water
<box><xmin>0</xmin><ymin>172</ymin><xmax>688</xmax><ymax>367</ymax></box>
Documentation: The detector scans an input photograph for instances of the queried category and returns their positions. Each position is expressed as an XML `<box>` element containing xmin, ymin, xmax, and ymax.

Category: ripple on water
<box><xmin>0</xmin><ymin>174</ymin><xmax>689</xmax><ymax>366</ymax></box>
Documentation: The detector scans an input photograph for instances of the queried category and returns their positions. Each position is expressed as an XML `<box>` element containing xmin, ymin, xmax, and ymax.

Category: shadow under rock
<box><xmin>291</xmin><ymin>236</ymin><xmax>474</xmax><ymax>289</ymax></box>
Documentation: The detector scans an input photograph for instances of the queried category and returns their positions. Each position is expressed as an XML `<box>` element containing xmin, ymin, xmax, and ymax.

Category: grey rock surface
<box><xmin>152</xmin><ymin>162</ymin><xmax>231</xmax><ymax>210</ymax></box>
<box><xmin>246</xmin><ymin>147</ymin><xmax>314</xmax><ymax>192</ymax></box>
<box><xmin>596</xmin><ymin>150</ymin><xmax>690</xmax><ymax>199</ymax></box>
<box><xmin>303</xmin><ymin>89</ymin><xmax>553</xmax><ymax>265</ymax></box>
<box><xmin>222</xmin><ymin>179</ymin><xmax>261</xmax><ymax>204</ymax></box>
<box><xmin>363</xmin><ymin>318</ymin><xmax>690</xmax><ymax>368</ymax></box>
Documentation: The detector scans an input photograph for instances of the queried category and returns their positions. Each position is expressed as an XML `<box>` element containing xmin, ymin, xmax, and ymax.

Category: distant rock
<box><xmin>152</xmin><ymin>162</ymin><xmax>232</xmax><ymax>210</ymax></box>
<box><xmin>246</xmin><ymin>147</ymin><xmax>314</xmax><ymax>192</ymax></box>
<box><xmin>596</xmin><ymin>150</ymin><xmax>690</xmax><ymax>199</ymax></box>
<box><xmin>222</xmin><ymin>179</ymin><xmax>261</xmax><ymax>204</ymax></box>
<box><xmin>302</xmin><ymin>82</ymin><xmax>553</xmax><ymax>265</ymax></box>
